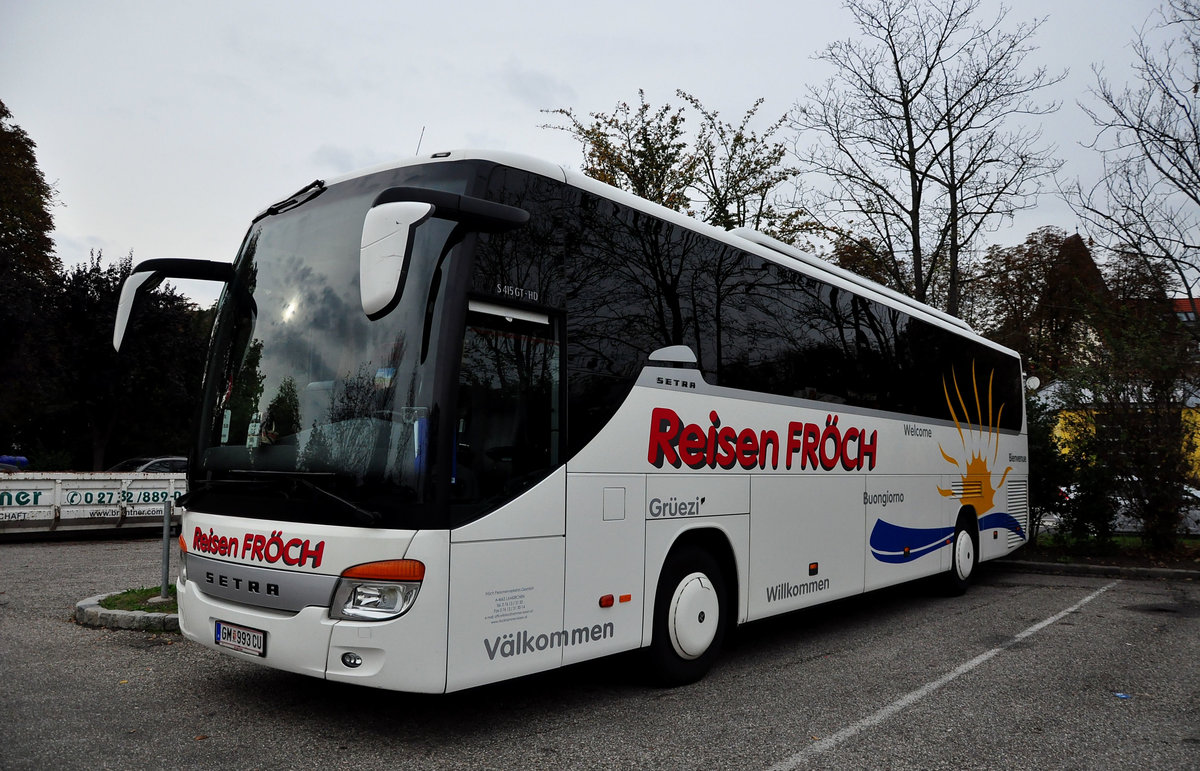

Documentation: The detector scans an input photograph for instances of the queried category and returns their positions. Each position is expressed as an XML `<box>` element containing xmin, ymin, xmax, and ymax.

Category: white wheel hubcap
<box><xmin>669</xmin><ymin>572</ymin><xmax>719</xmax><ymax>660</ymax></box>
<box><xmin>954</xmin><ymin>532</ymin><xmax>975</xmax><ymax>580</ymax></box>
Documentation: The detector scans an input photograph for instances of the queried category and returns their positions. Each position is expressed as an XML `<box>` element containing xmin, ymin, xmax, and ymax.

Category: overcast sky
<box><xmin>1</xmin><ymin>0</ymin><xmax>1161</xmax><ymax>305</ymax></box>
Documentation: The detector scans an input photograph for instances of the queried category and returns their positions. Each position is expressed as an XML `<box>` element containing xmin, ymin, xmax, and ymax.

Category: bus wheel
<box><xmin>649</xmin><ymin>546</ymin><xmax>727</xmax><ymax>686</ymax></box>
<box><xmin>943</xmin><ymin>516</ymin><xmax>978</xmax><ymax>596</ymax></box>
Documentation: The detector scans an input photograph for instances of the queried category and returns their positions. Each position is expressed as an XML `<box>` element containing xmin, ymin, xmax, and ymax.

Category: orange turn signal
<box><xmin>341</xmin><ymin>559</ymin><xmax>425</xmax><ymax>582</ymax></box>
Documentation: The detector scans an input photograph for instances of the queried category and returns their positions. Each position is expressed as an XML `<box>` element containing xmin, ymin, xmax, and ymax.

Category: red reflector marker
<box><xmin>599</xmin><ymin>594</ymin><xmax>615</xmax><ymax>608</ymax></box>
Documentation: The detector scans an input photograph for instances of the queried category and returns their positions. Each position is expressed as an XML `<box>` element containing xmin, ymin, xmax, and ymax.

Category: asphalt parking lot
<box><xmin>1</xmin><ymin>537</ymin><xmax>1197</xmax><ymax>769</ymax></box>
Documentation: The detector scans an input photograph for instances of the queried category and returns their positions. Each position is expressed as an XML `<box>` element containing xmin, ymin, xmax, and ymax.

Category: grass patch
<box><xmin>1022</xmin><ymin>532</ymin><xmax>1200</xmax><ymax>569</ymax></box>
<box><xmin>1035</xmin><ymin>532</ymin><xmax>1199</xmax><ymax>551</ymax></box>
<box><xmin>99</xmin><ymin>585</ymin><xmax>177</xmax><ymax>614</ymax></box>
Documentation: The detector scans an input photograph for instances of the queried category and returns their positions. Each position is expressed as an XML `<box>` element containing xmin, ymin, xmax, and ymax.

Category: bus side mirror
<box><xmin>359</xmin><ymin>201</ymin><xmax>435</xmax><ymax>320</ymax></box>
<box><xmin>113</xmin><ymin>259</ymin><xmax>235</xmax><ymax>351</ymax></box>
<box><xmin>114</xmin><ymin>272</ymin><xmax>166</xmax><ymax>351</ymax></box>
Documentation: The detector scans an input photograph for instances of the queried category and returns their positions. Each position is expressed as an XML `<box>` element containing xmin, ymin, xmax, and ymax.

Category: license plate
<box><xmin>215</xmin><ymin>620</ymin><xmax>266</xmax><ymax>657</ymax></box>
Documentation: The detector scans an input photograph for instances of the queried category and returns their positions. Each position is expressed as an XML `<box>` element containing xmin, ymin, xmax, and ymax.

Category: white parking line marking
<box><xmin>766</xmin><ymin>580</ymin><xmax>1120</xmax><ymax>770</ymax></box>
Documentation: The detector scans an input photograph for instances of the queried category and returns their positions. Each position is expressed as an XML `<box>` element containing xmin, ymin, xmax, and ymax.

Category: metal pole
<box><xmin>160</xmin><ymin>499</ymin><xmax>172</xmax><ymax>599</ymax></box>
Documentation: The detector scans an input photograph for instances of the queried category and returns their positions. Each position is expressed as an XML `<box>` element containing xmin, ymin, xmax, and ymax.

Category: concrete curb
<box><xmin>994</xmin><ymin>558</ymin><xmax>1200</xmax><ymax>581</ymax></box>
<box><xmin>74</xmin><ymin>593</ymin><xmax>180</xmax><ymax>633</ymax></box>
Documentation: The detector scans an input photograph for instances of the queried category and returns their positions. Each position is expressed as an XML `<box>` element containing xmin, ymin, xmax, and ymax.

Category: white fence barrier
<box><xmin>0</xmin><ymin>472</ymin><xmax>186</xmax><ymax>536</ymax></box>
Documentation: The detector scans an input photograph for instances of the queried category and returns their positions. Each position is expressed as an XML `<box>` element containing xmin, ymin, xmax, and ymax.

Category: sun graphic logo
<box><xmin>936</xmin><ymin>362</ymin><xmax>1012</xmax><ymax>518</ymax></box>
<box><xmin>868</xmin><ymin>360</ymin><xmax>1027</xmax><ymax>564</ymax></box>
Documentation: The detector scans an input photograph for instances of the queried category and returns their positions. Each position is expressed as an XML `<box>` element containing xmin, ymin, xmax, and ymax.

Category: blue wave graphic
<box><xmin>869</xmin><ymin>511</ymin><xmax>1025</xmax><ymax>564</ymax></box>
<box><xmin>869</xmin><ymin>520</ymin><xmax>954</xmax><ymax>564</ymax></box>
<box><xmin>978</xmin><ymin>511</ymin><xmax>1026</xmax><ymax>540</ymax></box>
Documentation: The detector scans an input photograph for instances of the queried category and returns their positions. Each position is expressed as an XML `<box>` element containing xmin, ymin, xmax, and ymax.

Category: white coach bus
<box><xmin>114</xmin><ymin>150</ymin><xmax>1029</xmax><ymax>692</ymax></box>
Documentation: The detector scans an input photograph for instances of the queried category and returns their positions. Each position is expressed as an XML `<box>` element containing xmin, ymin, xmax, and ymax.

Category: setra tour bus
<box><xmin>113</xmin><ymin>149</ymin><xmax>1029</xmax><ymax>692</ymax></box>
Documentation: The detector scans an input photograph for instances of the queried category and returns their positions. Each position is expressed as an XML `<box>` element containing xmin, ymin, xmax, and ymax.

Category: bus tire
<box><xmin>943</xmin><ymin>515</ymin><xmax>978</xmax><ymax>596</ymax></box>
<box><xmin>648</xmin><ymin>545</ymin><xmax>727</xmax><ymax>686</ymax></box>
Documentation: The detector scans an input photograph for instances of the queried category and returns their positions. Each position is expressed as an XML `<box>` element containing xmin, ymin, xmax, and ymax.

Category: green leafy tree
<box><xmin>0</xmin><ymin>99</ymin><xmax>61</xmax><ymax>460</ymax></box>
<box><xmin>676</xmin><ymin>91</ymin><xmax>800</xmax><ymax>239</ymax></box>
<box><xmin>50</xmin><ymin>251</ymin><xmax>212</xmax><ymax>469</ymax></box>
<box><xmin>970</xmin><ymin>229</ymin><xmax>1108</xmax><ymax>382</ymax></box>
<box><xmin>57</xmin><ymin>252</ymin><xmax>128</xmax><ymax>469</ymax></box>
<box><xmin>1025</xmin><ymin>396</ymin><xmax>1071</xmax><ymax>539</ymax></box>
<box><xmin>971</xmin><ymin>229</ymin><xmax>1195</xmax><ymax>549</ymax></box>
<box><xmin>264</xmin><ymin>376</ymin><xmax>302</xmax><ymax>440</ymax></box>
<box><xmin>543</xmin><ymin>89</ymin><xmax>799</xmax><ymax>237</ymax></box>
<box><xmin>1055</xmin><ymin>256</ymin><xmax>1196</xmax><ymax>551</ymax></box>
<box><xmin>224</xmin><ymin>338</ymin><xmax>265</xmax><ymax>446</ymax></box>
<box><xmin>968</xmin><ymin>229</ymin><xmax>1110</xmax><ymax>539</ymax></box>
<box><xmin>543</xmin><ymin>90</ymin><xmax>696</xmax><ymax>212</ymax></box>
<box><xmin>543</xmin><ymin>89</ymin><xmax>803</xmax><ymax>382</ymax></box>
<box><xmin>0</xmin><ymin>102</ymin><xmax>216</xmax><ymax>469</ymax></box>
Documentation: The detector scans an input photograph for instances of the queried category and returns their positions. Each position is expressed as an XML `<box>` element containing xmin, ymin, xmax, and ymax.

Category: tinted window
<box><xmin>720</xmin><ymin>256</ymin><xmax>1022</xmax><ymax>430</ymax></box>
<box><xmin>451</xmin><ymin>308</ymin><xmax>561</xmax><ymax>522</ymax></box>
<box><xmin>475</xmin><ymin>168</ymin><xmax>1023</xmax><ymax>462</ymax></box>
<box><xmin>561</xmin><ymin>196</ymin><xmax>1023</xmax><ymax>433</ymax></box>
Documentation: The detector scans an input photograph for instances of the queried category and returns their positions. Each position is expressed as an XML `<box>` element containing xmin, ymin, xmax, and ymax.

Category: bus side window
<box><xmin>452</xmin><ymin>306</ymin><xmax>561</xmax><ymax>511</ymax></box>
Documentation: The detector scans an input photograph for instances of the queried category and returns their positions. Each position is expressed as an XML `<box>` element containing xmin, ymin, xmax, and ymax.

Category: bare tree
<box><xmin>1066</xmin><ymin>0</ymin><xmax>1200</xmax><ymax>331</ymax></box>
<box><xmin>792</xmin><ymin>0</ymin><xmax>1062</xmax><ymax>315</ymax></box>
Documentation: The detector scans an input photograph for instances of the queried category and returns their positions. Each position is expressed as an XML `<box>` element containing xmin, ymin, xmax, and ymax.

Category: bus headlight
<box><xmin>332</xmin><ymin>581</ymin><xmax>420</xmax><ymax>620</ymax></box>
<box><xmin>330</xmin><ymin>559</ymin><xmax>424</xmax><ymax>621</ymax></box>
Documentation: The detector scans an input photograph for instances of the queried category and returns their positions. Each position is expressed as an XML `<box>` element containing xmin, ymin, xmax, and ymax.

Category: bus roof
<box><xmin>305</xmin><ymin>149</ymin><xmax>1018</xmax><ymax>361</ymax></box>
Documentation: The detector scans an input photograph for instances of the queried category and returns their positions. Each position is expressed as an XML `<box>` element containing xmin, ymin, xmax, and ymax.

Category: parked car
<box><xmin>106</xmin><ymin>456</ymin><xmax>187</xmax><ymax>473</ymax></box>
<box><xmin>1113</xmin><ymin>483</ymin><xmax>1200</xmax><ymax>536</ymax></box>
<box><xmin>0</xmin><ymin>455</ymin><xmax>29</xmax><ymax>470</ymax></box>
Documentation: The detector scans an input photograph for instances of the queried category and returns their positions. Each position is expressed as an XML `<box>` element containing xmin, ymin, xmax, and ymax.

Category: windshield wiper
<box><xmin>292</xmin><ymin>475</ymin><xmax>381</xmax><ymax>527</ymax></box>
<box><xmin>216</xmin><ymin>471</ymin><xmax>382</xmax><ymax>526</ymax></box>
<box><xmin>252</xmin><ymin>180</ymin><xmax>326</xmax><ymax>223</ymax></box>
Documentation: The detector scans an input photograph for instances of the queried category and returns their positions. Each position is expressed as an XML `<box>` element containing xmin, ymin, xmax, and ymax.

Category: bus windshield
<box><xmin>192</xmin><ymin>164</ymin><xmax>479</xmax><ymax>528</ymax></box>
